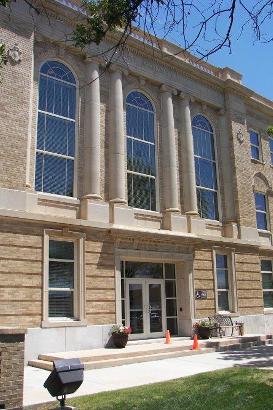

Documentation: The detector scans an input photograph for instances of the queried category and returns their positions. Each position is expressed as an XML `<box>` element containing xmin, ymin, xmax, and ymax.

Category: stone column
<box><xmin>179</xmin><ymin>93</ymin><xmax>198</xmax><ymax>215</ymax></box>
<box><xmin>109</xmin><ymin>67</ymin><xmax>126</xmax><ymax>204</ymax></box>
<box><xmin>160</xmin><ymin>85</ymin><xmax>180</xmax><ymax>212</ymax></box>
<box><xmin>83</xmin><ymin>59</ymin><xmax>101</xmax><ymax>199</ymax></box>
<box><xmin>218</xmin><ymin>109</ymin><xmax>237</xmax><ymax>237</ymax></box>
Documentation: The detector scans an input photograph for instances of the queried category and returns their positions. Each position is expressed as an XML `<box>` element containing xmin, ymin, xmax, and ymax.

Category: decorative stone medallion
<box><xmin>7</xmin><ymin>44</ymin><xmax>22</xmax><ymax>63</ymax></box>
<box><xmin>237</xmin><ymin>128</ymin><xmax>244</xmax><ymax>144</ymax></box>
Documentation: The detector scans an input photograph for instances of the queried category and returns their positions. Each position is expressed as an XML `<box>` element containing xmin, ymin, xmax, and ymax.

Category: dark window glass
<box><xmin>49</xmin><ymin>240</ymin><xmax>74</xmax><ymax>259</ymax></box>
<box><xmin>49</xmin><ymin>261</ymin><xmax>74</xmax><ymax>288</ymax></box>
<box><xmin>193</xmin><ymin>115</ymin><xmax>218</xmax><ymax>220</ymax></box>
<box><xmin>165</xmin><ymin>280</ymin><xmax>176</xmax><ymax>298</ymax></box>
<box><xmin>49</xmin><ymin>291</ymin><xmax>73</xmax><ymax>318</ymax></box>
<box><xmin>261</xmin><ymin>260</ymin><xmax>272</xmax><ymax>272</ymax></box>
<box><xmin>255</xmin><ymin>193</ymin><xmax>266</xmax><ymax>211</ymax></box>
<box><xmin>250</xmin><ymin>131</ymin><xmax>259</xmax><ymax>146</ymax></box>
<box><xmin>255</xmin><ymin>193</ymin><xmax>267</xmax><ymax>230</ymax></box>
<box><xmin>165</xmin><ymin>264</ymin><xmax>175</xmax><ymax>279</ymax></box>
<box><xmin>166</xmin><ymin>299</ymin><xmax>177</xmax><ymax>317</ymax></box>
<box><xmin>126</xmin><ymin>91</ymin><xmax>156</xmax><ymax>210</ymax></box>
<box><xmin>167</xmin><ymin>318</ymin><xmax>178</xmax><ymax>336</ymax></box>
<box><xmin>218</xmin><ymin>291</ymin><xmax>229</xmax><ymax>311</ymax></box>
<box><xmin>216</xmin><ymin>254</ymin><xmax>228</xmax><ymax>269</ymax></box>
<box><xmin>125</xmin><ymin>262</ymin><xmax>163</xmax><ymax>278</ymax></box>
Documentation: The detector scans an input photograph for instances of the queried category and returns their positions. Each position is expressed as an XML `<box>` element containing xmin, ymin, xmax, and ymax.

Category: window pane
<box><xmin>127</xmin><ymin>138</ymin><xmax>133</xmax><ymax>171</ymax></box>
<box><xmin>43</xmin><ymin>154</ymin><xmax>66</xmax><ymax>195</ymax></box>
<box><xmin>261</xmin><ymin>260</ymin><xmax>272</xmax><ymax>272</ymax></box>
<box><xmin>132</xmin><ymin>174</ymin><xmax>151</xmax><ymax>210</ymax></box>
<box><xmin>255</xmin><ymin>193</ymin><xmax>266</xmax><ymax>211</ymax></box>
<box><xmin>250</xmin><ymin>131</ymin><xmax>259</xmax><ymax>146</ymax></box>
<box><xmin>150</xmin><ymin>145</ymin><xmax>156</xmax><ymax>177</ymax></box>
<box><xmin>66</xmin><ymin>159</ymin><xmax>74</xmax><ymax>197</ymax></box>
<box><xmin>216</xmin><ymin>254</ymin><xmax>227</xmax><ymax>269</ymax></box>
<box><xmin>251</xmin><ymin>146</ymin><xmax>259</xmax><ymax>160</ymax></box>
<box><xmin>45</xmin><ymin>115</ymin><xmax>67</xmax><ymax>155</ymax></box>
<box><xmin>49</xmin><ymin>291</ymin><xmax>73</xmax><ymax>318</ymax></box>
<box><xmin>126</xmin><ymin>105</ymin><xmax>137</xmax><ymax>138</ymax></box>
<box><xmin>38</xmin><ymin>75</ymin><xmax>47</xmax><ymax>111</ymax></box>
<box><xmin>125</xmin><ymin>262</ymin><xmax>163</xmax><ymax>278</ymax></box>
<box><xmin>67</xmin><ymin>122</ymin><xmax>75</xmax><ymax>157</ymax></box>
<box><xmin>217</xmin><ymin>269</ymin><xmax>229</xmax><ymax>289</ymax></box>
<box><xmin>269</xmin><ymin>138</ymin><xmax>273</xmax><ymax>152</ymax></box>
<box><xmin>165</xmin><ymin>280</ymin><xmax>176</xmax><ymax>298</ymax></box>
<box><xmin>49</xmin><ymin>240</ymin><xmax>74</xmax><ymax>259</ymax></box>
<box><xmin>37</xmin><ymin>112</ymin><xmax>46</xmax><ymax>150</ymax></box>
<box><xmin>262</xmin><ymin>272</ymin><xmax>273</xmax><ymax>289</ymax></box>
<box><xmin>256</xmin><ymin>212</ymin><xmax>267</xmax><ymax>230</ymax></box>
<box><xmin>218</xmin><ymin>291</ymin><xmax>229</xmax><ymax>311</ymax></box>
<box><xmin>199</xmin><ymin>159</ymin><xmax>217</xmax><ymax>189</ymax></box>
<box><xmin>167</xmin><ymin>318</ymin><xmax>178</xmax><ymax>335</ymax></box>
<box><xmin>35</xmin><ymin>152</ymin><xmax>43</xmax><ymax>192</ymax></box>
<box><xmin>49</xmin><ymin>261</ymin><xmax>74</xmax><ymax>288</ymax></box>
<box><xmin>263</xmin><ymin>292</ymin><xmax>273</xmax><ymax>308</ymax></box>
<box><xmin>133</xmin><ymin>140</ymin><xmax>150</xmax><ymax>174</ymax></box>
<box><xmin>127</xmin><ymin>173</ymin><xmax>133</xmax><ymax>207</ymax></box>
<box><xmin>166</xmin><ymin>299</ymin><xmax>177</xmax><ymax>317</ymax></box>
<box><xmin>150</xmin><ymin>178</ymin><xmax>156</xmax><ymax>211</ymax></box>
<box><xmin>197</xmin><ymin>188</ymin><xmax>218</xmax><ymax>220</ymax></box>
<box><xmin>165</xmin><ymin>264</ymin><xmax>175</xmax><ymax>279</ymax></box>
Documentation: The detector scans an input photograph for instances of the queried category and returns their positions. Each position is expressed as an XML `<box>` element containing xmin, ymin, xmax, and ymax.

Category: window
<box><xmin>48</xmin><ymin>240</ymin><xmax>75</xmax><ymax>319</ymax></box>
<box><xmin>35</xmin><ymin>61</ymin><xmax>77</xmax><ymax>197</ymax></box>
<box><xmin>43</xmin><ymin>230</ymin><xmax>85</xmax><ymax>325</ymax></box>
<box><xmin>216</xmin><ymin>254</ymin><xmax>230</xmax><ymax>311</ymax></box>
<box><xmin>261</xmin><ymin>260</ymin><xmax>273</xmax><ymax>308</ymax></box>
<box><xmin>249</xmin><ymin>130</ymin><xmax>261</xmax><ymax>160</ymax></box>
<box><xmin>126</xmin><ymin>91</ymin><xmax>156</xmax><ymax>211</ymax></box>
<box><xmin>192</xmin><ymin>115</ymin><xmax>219</xmax><ymax>220</ymax></box>
<box><xmin>255</xmin><ymin>192</ymin><xmax>268</xmax><ymax>230</ymax></box>
<box><xmin>269</xmin><ymin>138</ymin><xmax>273</xmax><ymax>165</ymax></box>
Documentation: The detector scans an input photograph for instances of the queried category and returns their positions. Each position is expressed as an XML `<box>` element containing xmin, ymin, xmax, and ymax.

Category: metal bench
<box><xmin>208</xmin><ymin>314</ymin><xmax>244</xmax><ymax>337</ymax></box>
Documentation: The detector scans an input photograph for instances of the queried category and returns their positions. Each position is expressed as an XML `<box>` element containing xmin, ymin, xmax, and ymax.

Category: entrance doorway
<box><xmin>120</xmin><ymin>261</ymin><xmax>178</xmax><ymax>339</ymax></box>
<box><xmin>126</xmin><ymin>278</ymin><xmax>165</xmax><ymax>338</ymax></box>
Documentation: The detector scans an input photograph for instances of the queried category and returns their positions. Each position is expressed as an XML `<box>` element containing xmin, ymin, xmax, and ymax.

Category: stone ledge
<box><xmin>0</xmin><ymin>327</ymin><xmax>26</xmax><ymax>335</ymax></box>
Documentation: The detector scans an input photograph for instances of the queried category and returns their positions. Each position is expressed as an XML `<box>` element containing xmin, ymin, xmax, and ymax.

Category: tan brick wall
<box><xmin>194</xmin><ymin>248</ymin><xmax>215</xmax><ymax>318</ymax></box>
<box><xmin>0</xmin><ymin>329</ymin><xmax>25</xmax><ymax>410</ymax></box>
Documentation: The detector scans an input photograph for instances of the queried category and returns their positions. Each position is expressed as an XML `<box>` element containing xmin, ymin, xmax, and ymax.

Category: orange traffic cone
<box><xmin>165</xmin><ymin>330</ymin><xmax>171</xmax><ymax>344</ymax></box>
<box><xmin>191</xmin><ymin>334</ymin><xmax>199</xmax><ymax>350</ymax></box>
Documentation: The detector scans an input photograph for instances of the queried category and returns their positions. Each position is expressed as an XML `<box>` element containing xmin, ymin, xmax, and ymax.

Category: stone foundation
<box><xmin>0</xmin><ymin>328</ymin><xmax>26</xmax><ymax>410</ymax></box>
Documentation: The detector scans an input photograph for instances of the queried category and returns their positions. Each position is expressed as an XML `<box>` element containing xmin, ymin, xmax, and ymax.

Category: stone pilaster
<box><xmin>160</xmin><ymin>85</ymin><xmax>180</xmax><ymax>212</ymax></box>
<box><xmin>83</xmin><ymin>59</ymin><xmax>102</xmax><ymax>200</ymax></box>
<box><xmin>178</xmin><ymin>93</ymin><xmax>198</xmax><ymax>215</ymax></box>
<box><xmin>109</xmin><ymin>67</ymin><xmax>127</xmax><ymax>204</ymax></box>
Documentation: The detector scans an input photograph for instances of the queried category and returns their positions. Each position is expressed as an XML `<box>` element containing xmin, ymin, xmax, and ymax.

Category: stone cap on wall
<box><xmin>0</xmin><ymin>327</ymin><xmax>26</xmax><ymax>335</ymax></box>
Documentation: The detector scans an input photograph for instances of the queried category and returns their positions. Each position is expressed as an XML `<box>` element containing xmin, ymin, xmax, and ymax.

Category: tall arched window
<box><xmin>35</xmin><ymin>61</ymin><xmax>76</xmax><ymax>197</ymax></box>
<box><xmin>126</xmin><ymin>91</ymin><xmax>156</xmax><ymax>211</ymax></box>
<box><xmin>192</xmin><ymin>115</ymin><xmax>219</xmax><ymax>220</ymax></box>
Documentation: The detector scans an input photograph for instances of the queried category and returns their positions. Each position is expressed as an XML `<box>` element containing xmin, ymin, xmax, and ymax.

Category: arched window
<box><xmin>35</xmin><ymin>61</ymin><xmax>76</xmax><ymax>197</ymax></box>
<box><xmin>126</xmin><ymin>91</ymin><xmax>156</xmax><ymax>211</ymax></box>
<box><xmin>192</xmin><ymin>115</ymin><xmax>219</xmax><ymax>220</ymax></box>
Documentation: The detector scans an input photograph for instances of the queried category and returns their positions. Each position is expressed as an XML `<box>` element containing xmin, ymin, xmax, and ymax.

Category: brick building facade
<box><xmin>0</xmin><ymin>0</ymin><xmax>273</xmax><ymax>362</ymax></box>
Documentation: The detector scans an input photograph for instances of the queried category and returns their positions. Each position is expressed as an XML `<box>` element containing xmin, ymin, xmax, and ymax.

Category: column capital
<box><xmin>218</xmin><ymin>108</ymin><xmax>226</xmax><ymax>116</ymax></box>
<box><xmin>108</xmin><ymin>63</ymin><xmax>129</xmax><ymax>76</ymax></box>
<box><xmin>178</xmin><ymin>92</ymin><xmax>195</xmax><ymax>103</ymax></box>
<box><xmin>84</xmin><ymin>56</ymin><xmax>104</xmax><ymax>66</ymax></box>
<box><xmin>160</xmin><ymin>84</ymin><xmax>177</xmax><ymax>95</ymax></box>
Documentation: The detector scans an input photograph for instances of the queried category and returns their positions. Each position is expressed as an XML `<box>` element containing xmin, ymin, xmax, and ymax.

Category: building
<box><xmin>1</xmin><ymin>0</ymin><xmax>273</xmax><ymax>362</ymax></box>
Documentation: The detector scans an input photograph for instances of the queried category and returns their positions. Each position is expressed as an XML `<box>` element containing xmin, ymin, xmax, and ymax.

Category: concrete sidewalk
<box><xmin>24</xmin><ymin>345</ymin><xmax>273</xmax><ymax>408</ymax></box>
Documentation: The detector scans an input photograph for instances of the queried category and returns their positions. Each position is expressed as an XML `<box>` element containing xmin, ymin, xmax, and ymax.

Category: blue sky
<box><xmin>147</xmin><ymin>2</ymin><xmax>273</xmax><ymax>101</ymax></box>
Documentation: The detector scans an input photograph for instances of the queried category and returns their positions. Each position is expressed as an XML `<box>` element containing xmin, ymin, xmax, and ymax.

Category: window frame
<box><xmin>261</xmin><ymin>259</ymin><xmax>273</xmax><ymax>310</ymax></box>
<box><xmin>269</xmin><ymin>137</ymin><xmax>273</xmax><ymax>165</ymax></box>
<box><xmin>249</xmin><ymin>129</ymin><xmax>261</xmax><ymax>161</ymax></box>
<box><xmin>254</xmin><ymin>191</ymin><xmax>269</xmax><ymax>231</ymax></box>
<box><xmin>125</xmin><ymin>90</ymin><xmax>159</xmax><ymax>212</ymax></box>
<box><xmin>213</xmin><ymin>249</ymin><xmax>237</xmax><ymax>314</ymax></box>
<box><xmin>192</xmin><ymin>114</ymin><xmax>221</xmax><ymax>221</ymax></box>
<box><xmin>42</xmin><ymin>229</ymin><xmax>86</xmax><ymax>327</ymax></box>
<box><xmin>35</xmin><ymin>59</ymin><xmax>79</xmax><ymax>199</ymax></box>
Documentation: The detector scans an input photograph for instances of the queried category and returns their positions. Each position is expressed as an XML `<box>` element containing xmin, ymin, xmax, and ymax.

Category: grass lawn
<box><xmin>43</xmin><ymin>368</ymin><xmax>273</xmax><ymax>410</ymax></box>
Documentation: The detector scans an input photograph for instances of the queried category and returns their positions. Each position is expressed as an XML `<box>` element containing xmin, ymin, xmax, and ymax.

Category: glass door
<box><xmin>126</xmin><ymin>279</ymin><xmax>165</xmax><ymax>339</ymax></box>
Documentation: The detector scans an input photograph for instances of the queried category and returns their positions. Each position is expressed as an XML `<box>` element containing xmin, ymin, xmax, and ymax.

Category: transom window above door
<box><xmin>126</xmin><ymin>91</ymin><xmax>157</xmax><ymax>211</ymax></box>
<box><xmin>35</xmin><ymin>61</ymin><xmax>77</xmax><ymax>197</ymax></box>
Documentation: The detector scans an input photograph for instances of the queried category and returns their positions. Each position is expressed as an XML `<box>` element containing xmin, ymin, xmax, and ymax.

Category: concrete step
<box><xmin>29</xmin><ymin>347</ymin><xmax>216</xmax><ymax>371</ymax></box>
<box><xmin>38</xmin><ymin>342</ymin><xmax>201</xmax><ymax>363</ymax></box>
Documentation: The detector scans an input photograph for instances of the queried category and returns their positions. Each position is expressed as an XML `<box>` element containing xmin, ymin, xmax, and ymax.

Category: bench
<box><xmin>208</xmin><ymin>314</ymin><xmax>244</xmax><ymax>337</ymax></box>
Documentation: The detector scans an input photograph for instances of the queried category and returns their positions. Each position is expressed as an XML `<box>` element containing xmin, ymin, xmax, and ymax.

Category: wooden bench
<box><xmin>208</xmin><ymin>315</ymin><xmax>244</xmax><ymax>337</ymax></box>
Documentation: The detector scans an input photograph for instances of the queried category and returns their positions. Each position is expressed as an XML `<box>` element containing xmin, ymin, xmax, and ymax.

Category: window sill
<box><xmin>38</xmin><ymin>192</ymin><xmax>80</xmax><ymax>206</ymax></box>
<box><xmin>133</xmin><ymin>208</ymin><xmax>163</xmax><ymax>218</ymax></box>
<box><xmin>264</xmin><ymin>309</ymin><xmax>273</xmax><ymax>315</ymax></box>
<box><xmin>205</xmin><ymin>219</ymin><xmax>222</xmax><ymax>227</ymax></box>
<box><xmin>216</xmin><ymin>311</ymin><xmax>239</xmax><ymax>317</ymax></box>
<box><xmin>258</xmin><ymin>229</ymin><xmax>271</xmax><ymax>235</ymax></box>
<box><xmin>42</xmin><ymin>319</ymin><xmax>87</xmax><ymax>328</ymax></box>
<box><xmin>251</xmin><ymin>158</ymin><xmax>265</xmax><ymax>165</ymax></box>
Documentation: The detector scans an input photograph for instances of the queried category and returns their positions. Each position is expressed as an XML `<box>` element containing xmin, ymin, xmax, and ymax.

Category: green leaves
<box><xmin>72</xmin><ymin>0</ymin><xmax>141</xmax><ymax>48</ymax></box>
<box><xmin>267</xmin><ymin>126</ymin><xmax>273</xmax><ymax>136</ymax></box>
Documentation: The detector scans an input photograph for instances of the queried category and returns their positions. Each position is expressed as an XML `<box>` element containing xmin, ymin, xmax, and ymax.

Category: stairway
<box><xmin>28</xmin><ymin>334</ymin><xmax>273</xmax><ymax>371</ymax></box>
